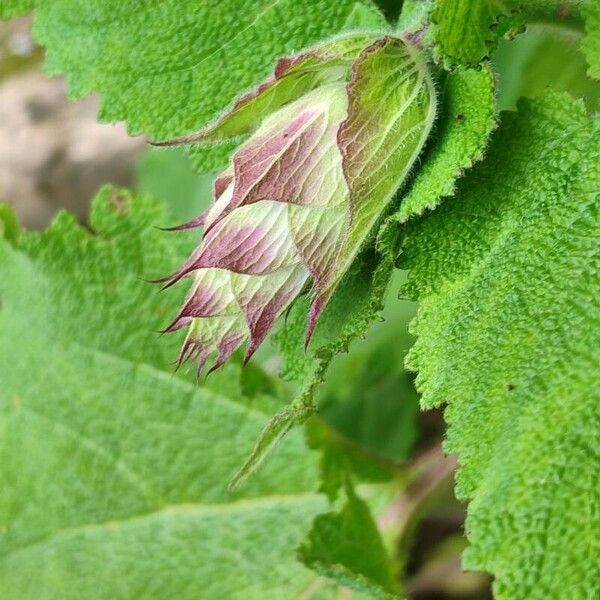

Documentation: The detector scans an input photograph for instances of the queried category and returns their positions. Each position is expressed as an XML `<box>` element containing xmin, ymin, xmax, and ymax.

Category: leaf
<box><xmin>391</xmin><ymin>65</ymin><xmax>496</xmax><ymax>222</ymax></box>
<box><xmin>19</xmin><ymin>186</ymin><xmax>242</xmax><ymax>398</ymax></box>
<box><xmin>298</xmin><ymin>487</ymin><xmax>399</xmax><ymax>599</ymax></box>
<box><xmin>430</xmin><ymin>0</ymin><xmax>521</xmax><ymax>66</ymax></box>
<box><xmin>344</xmin><ymin>1</ymin><xmax>390</xmax><ymax>29</ymax></box>
<box><xmin>0</xmin><ymin>187</ymin><xmax>329</xmax><ymax>599</ymax></box>
<box><xmin>0</xmin><ymin>202</ymin><xmax>20</xmax><ymax>247</ymax></box>
<box><xmin>400</xmin><ymin>93</ymin><xmax>599</xmax><ymax>598</ymax></box>
<box><xmin>228</xmin><ymin>402</ymin><xmax>318</xmax><ymax>492</ymax></box>
<box><xmin>429</xmin><ymin>0</ymin><xmax>583</xmax><ymax>67</ymax></box>
<box><xmin>582</xmin><ymin>0</ymin><xmax>600</xmax><ymax>79</ymax></box>
<box><xmin>319</xmin><ymin>272</ymin><xmax>420</xmax><ymax>465</ymax></box>
<box><xmin>0</xmin><ymin>0</ymin><xmax>32</xmax><ymax>19</ymax></box>
<box><xmin>3</xmin><ymin>0</ymin><xmax>383</xmax><ymax>174</ymax></box>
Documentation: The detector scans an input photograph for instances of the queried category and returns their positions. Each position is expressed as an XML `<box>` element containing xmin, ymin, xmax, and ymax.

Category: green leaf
<box><xmin>306</xmin><ymin>420</ymin><xmax>396</xmax><ymax>502</ymax></box>
<box><xmin>19</xmin><ymin>186</ymin><xmax>241</xmax><ymax>398</ymax></box>
<box><xmin>429</xmin><ymin>0</ymin><xmax>583</xmax><ymax>67</ymax></box>
<box><xmin>0</xmin><ymin>187</ymin><xmax>329</xmax><ymax>599</ymax></box>
<box><xmin>298</xmin><ymin>487</ymin><xmax>399</xmax><ymax>599</ymax></box>
<box><xmin>392</xmin><ymin>65</ymin><xmax>496</xmax><ymax>222</ymax></box>
<box><xmin>227</xmin><ymin>402</ymin><xmax>318</xmax><ymax>492</ymax></box>
<box><xmin>430</xmin><ymin>0</ymin><xmax>521</xmax><ymax>66</ymax></box>
<box><xmin>400</xmin><ymin>93</ymin><xmax>599</xmax><ymax>598</ymax></box>
<box><xmin>396</xmin><ymin>0</ymin><xmax>433</xmax><ymax>34</ymax></box>
<box><xmin>320</xmin><ymin>272</ymin><xmax>420</xmax><ymax>465</ymax></box>
<box><xmin>0</xmin><ymin>202</ymin><xmax>20</xmax><ymax>247</ymax></box>
<box><xmin>0</xmin><ymin>0</ymin><xmax>32</xmax><ymax>19</ymax></box>
<box><xmin>344</xmin><ymin>1</ymin><xmax>389</xmax><ymax>29</ymax></box>
<box><xmin>582</xmin><ymin>0</ymin><xmax>600</xmax><ymax>79</ymax></box>
<box><xmin>5</xmin><ymin>0</ymin><xmax>382</xmax><ymax>174</ymax></box>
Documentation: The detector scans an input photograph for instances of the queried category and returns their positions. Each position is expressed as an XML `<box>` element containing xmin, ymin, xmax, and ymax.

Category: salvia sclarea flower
<box><xmin>156</xmin><ymin>33</ymin><xmax>436</xmax><ymax>373</ymax></box>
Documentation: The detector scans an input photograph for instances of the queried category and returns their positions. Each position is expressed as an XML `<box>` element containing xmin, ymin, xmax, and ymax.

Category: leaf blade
<box><xmin>400</xmin><ymin>93</ymin><xmax>600</xmax><ymax>598</ymax></box>
<box><xmin>0</xmin><ymin>188</ymin><xmax>328</xmax><ymax>599</ymax></box>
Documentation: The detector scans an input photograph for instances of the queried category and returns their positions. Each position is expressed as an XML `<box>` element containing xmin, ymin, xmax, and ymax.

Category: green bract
<box><xmin>156</xmin><ymin>34</ymin><xmax>437</xmax><ymax>373</ymax></box>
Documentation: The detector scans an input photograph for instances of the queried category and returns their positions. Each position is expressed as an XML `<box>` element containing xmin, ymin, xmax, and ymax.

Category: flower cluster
<box><xmin>156</xmin><ymin>34</ymin><xmax>436</xmax><ymax>373</ymax></box>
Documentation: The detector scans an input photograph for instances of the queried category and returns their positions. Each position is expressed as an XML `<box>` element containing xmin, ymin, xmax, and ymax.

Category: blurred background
<box><xmin>1</xmin><ymin>13</ymin><xmax>596</xmax><ymax>600</ymax></box>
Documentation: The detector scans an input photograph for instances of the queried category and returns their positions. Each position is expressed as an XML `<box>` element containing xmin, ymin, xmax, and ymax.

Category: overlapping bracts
<box><xmin>156</xmin><ymin>34</ymin><xmax>436</xmax><ymax>373</ymax></box>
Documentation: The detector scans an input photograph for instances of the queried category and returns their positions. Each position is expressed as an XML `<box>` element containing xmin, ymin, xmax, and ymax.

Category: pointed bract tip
<box><xmin>156</xmin><ymin>213</ymin><xmax>206</xmax><ymax>232</ymax></box>
<box><xmin>304</xmin><ymin>294</ymin><xmax>328</xmax><ymax>350</ymax></box>
<box><xmin>149</xmin><ymin>132</ymin><xmax>205</xmax><ymax>147</ymax></box>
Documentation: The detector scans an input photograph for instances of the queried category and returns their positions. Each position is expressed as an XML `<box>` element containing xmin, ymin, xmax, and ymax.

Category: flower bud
<box><xmin>156</xmin><ymin>34</ymin><xmax>436</xmax><ymax>373</ymax></box>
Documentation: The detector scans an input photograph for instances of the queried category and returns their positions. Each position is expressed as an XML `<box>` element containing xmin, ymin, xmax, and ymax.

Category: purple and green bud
<box><xmin>156</xmin><ymin>34</ymin><xmax>436</xmax><ymax>373</ymax></box>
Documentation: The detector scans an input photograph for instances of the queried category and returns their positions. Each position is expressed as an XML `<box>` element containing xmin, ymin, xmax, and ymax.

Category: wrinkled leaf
<box><xmin>1</xmin><ymin>0</ymin><xmax>383</xmax><ymax>174</ymax></box>
<box><xmin>391</xmin><ymin>65</ymin><xmax>496</xmax><ymax>222</ymax></box>
<box><xmin>0</xmin><ymin>187</ymin><xmax>328</xmax><ymax>599</ymax></box>
<box><xmin>299</xmin><ymin>487</ymin><xmax>398</xmax><ymax>599</ymax></box>
<box><xmin>429</xmin><ymin>0</ymin><xmax>583</xmax><ymax>67</ymax></box>
<box><xmin>401</xmin><ymin>93</ymin><xmax>599</xmax><ymax>599</ymax></box>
